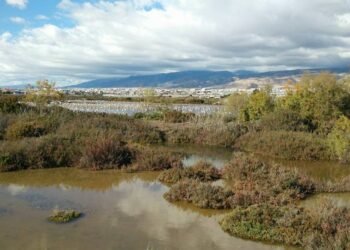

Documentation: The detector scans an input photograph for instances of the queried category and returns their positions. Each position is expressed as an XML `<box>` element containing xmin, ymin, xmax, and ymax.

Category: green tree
<box><xmin>240</xmin><ymin>86</ymin><xmax>275</xmax><ymax>122</ymax></box>
<box><xmin>224</xmin><ymin>92</ymin><xmax>249</xmax><ymax>115</ymax></box>
<box><xmin>328</xmin><ymin>115</ymin><xmax>350</xmax><ymax>163</ymax></box>
<box><xmin>278</xmin><ymin>73</ymin><xmax>350</xmax><ymax>132</ymax></box>
<box><xmin>143</xmin><ymin>88</ymin><xmax>157</xmax><ymax>104</ymax></box>
<box><xmin>25</xmin><ymin>80</ymin><xmax>64</xmax><ymax>106</ymax></box>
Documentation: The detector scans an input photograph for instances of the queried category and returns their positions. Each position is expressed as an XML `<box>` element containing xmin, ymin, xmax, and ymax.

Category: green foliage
<box><xmin>258</xmin><ymin>108</ymin><xmax>311</xmax><ymax>132</ymax></box>
<box><xmin>164</xmin><ymin>154</ymin><xmax>316</xmax><ymax>210</ymax></box>
<box><xmin>0</xmin><ymin>95</ymin><xmax>25</xmax><ymax>113</ymax></box>
<box><xmin>25</xmin><ymin>80</ymin><xmax>64</xmax><ymax>105</ymax></box>
<box><xmin>220</xmin><ymin>201</ymin><xmax>350</xmax><ymax>249</ymax></box>
<box><xmin>0</xmin><ymin>141</ymin><xmax>28</xmax><ymax>172</ymax></box>
<box><xmin>164</xmin><ymin>179</ymin><xmax>235</xmax><ymax>209</ymax></box>
<box><xmin>5</xmin><ymin>118</ymin><xmax>51</xmax><ymax>139</ymax></box>
<box><xmin>239</xmin><ymin>87</ymin><xmax>275</xmax><ymax>122</ymax></box>
<box><xmin>235</xmin><ymin>131</ymin><xmax>332</xmax><ymax>161</ymax></box>
<box><xmin>278</xmin><ymin>73</ymin><xmax>350</xmax><ymax>132</ymax></box>
<box><xmin>328</xmin><ymin>115</ymin><xmax>350</xmax><ymax>163</ymax></box>
<box><xmin>224</xmin><ymin>92</ymin><xmax>248</xmax><ymax>115</ymax></box>
<box><xmin>0</xmin><ymin>136</ymin><xmax>77</xmax><ymax>172</ymax></box>
<box><xmin>48</xmin><ymin>209</ymin><xmax>82</xmax><ymax>223</ymax></box>
<box><xmin>143</xmin><ymin>88</ymin><xmax>157</xmax><ymax>103</ymax></box>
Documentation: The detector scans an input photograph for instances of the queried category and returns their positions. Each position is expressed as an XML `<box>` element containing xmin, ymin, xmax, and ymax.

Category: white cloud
<box><xmin>35</xmin><ymin>15</ymin><xmax>49</xmax><ymax>20</ymax></box>
<box><xmin>6</xmin><ymin>0</ymin><xmax>28</xmax><ymax>9</ymax></box>
<box><xmin>1</xmin><ymin>0</ymin><xmax>350</xmax><ymax>85</ymax></box>
<box><xmin>9</xmin><ymin>16</ymin><xmax>26</xmax><ymax>25</ymax></box>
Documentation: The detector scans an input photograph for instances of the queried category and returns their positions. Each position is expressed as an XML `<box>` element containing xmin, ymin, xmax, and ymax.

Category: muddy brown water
<box><xmin>0</xmin><ymin>169</ymin><xmax>293</xmax><ymax>250</ymax></box>
<box><xmin>0</xmin><ymin>145</ymin><xmax>348</xmax><ymax>250</ymax></box>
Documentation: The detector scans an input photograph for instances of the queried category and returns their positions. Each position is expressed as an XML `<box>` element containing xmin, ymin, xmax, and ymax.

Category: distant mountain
<box><xmin>0</xmin><ymin>84</ymin><xmax>28</xmax><ymax>90</ymax></box>
<box><xmin>68</xmin><ymin>71</ymin><xmax>236</xmax><ymax>88</ymax></box>
<box><xmin>67</xmin><ymin>67</ymin><xmax>349</xmax><ymax>89</ymax></box>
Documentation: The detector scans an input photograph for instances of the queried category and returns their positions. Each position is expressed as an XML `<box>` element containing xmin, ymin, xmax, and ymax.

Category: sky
<box><xmin>0</xmin><ymin>0</ymin><xmax>350</xmax><ymax>86</ymax></box>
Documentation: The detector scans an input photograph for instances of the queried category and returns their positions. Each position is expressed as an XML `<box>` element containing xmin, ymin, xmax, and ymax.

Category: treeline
<box><xmin>226</xmin><ymin>72</ymin><xmax>350</xmax><ymax>162</ymax></box>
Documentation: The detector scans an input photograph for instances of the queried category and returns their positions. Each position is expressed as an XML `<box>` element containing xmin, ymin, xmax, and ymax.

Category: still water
<box><xmin>0</xmin><ymin>146</ymin><xmax>348</xmax><ymax>250</ymax></box>
<box><xmin>0</xmin><ymin>169</ymin><xmax>289</xmax><ymax>250</ymax></box>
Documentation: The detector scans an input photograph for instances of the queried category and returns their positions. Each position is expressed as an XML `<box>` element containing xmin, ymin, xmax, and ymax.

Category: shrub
<box><xmin>5</xmin><ymin>118</ymin><xmax>52</xmax><ymax>139</ymax></box>
<box><xmin>27</xmin><ymin>136</ymin><xmax>78</xmax><ymax>169</ymax></box>
<box><xmin>131</xmin><ymin>147</ymin><xmax>183</xmax><ymax>171</ymax></box>
<box><xmin>223</xmin><ymin>153</ymin><xmax>316</xmax><ymax>201</ymax></box>
<box><xmin>0</xmin><ymin>136</ymin><xmax>78</xmax><ymax>171</ymax></box>
<box><xmin>0</xmin><ymin>141</ymin><xmax>28</xmax><ymax>172</ymax></box>
<box><xmin>0</xmin><ymin>114</ymin><xmax>12</xmax><ymax>140</ymax></box>
<box><xmin>0</xmin><ymin>95</ymin><xmax>25</xmax><ymax>113</ymax></box>
<box><xmin>220</xmin><ymin>201</ymin><xmax>350</xmax><ymax>249</ymax></box>
<box><xmin>158</xmin><ymin>161</ymin><xmax>221</xmax><ymax>184</ymax></box>
<box><xmin>164</xmin><ymin>179</ymin><xmax>235</xmax><ymax>209</ymax></box>
<box><xmin>328</xmin><ymin>115</ymin><xmax>350</xmax><ymax>163</ymax></box>
<box><xmin>48</xmin><ymin>209</ymin><xmax>82</xmax><ymax>223</ymax></box>
<box><xmin>235</xmin><ymin>131</ymin><xmax>332</xmax><ymax>161</ymax></box>
<box><xmin>258</xmin><ymin>109</ymin><xmax>311</xmax><ymax>132</ymax></box>
<box><xmin>79</xmin><ymin>137</ymin><xmax>134</xmax><ymax>170</ymax></box>
<box><xmin>163</xmin><ymin>110</ymin><xmax>195</xmax><ymax>123</ymax></box>
<box><xmin>165</xmin><ymin>122</ymin><xmax>247</xmax><ymax>147</ymax></box>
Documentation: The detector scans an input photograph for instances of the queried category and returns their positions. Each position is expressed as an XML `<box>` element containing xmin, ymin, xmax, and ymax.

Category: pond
<box><xmin>58</xmin><ymin>100</ymin><xmax>223</xmax><ymax>116</ymax></box>
<box><xmin>0</xmin><ymin>145</ymin><xmax>348</xmax><ymax>250</ymax></box>
<box><xmin>0</xmin><ymin>169</ymin><xmax>291</xmax><ymax>250</ymax></box>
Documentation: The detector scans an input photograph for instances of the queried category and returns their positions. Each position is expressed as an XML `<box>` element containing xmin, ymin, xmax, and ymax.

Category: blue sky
<box><xmin>0</xmin><ymin>0</ymin><xmax>349</xmax><ymax>86</ymax></box>
<box><xmin>0</xmin><ymin>0</ymin><xmax>105</xmax><ymax>34</ymax></box>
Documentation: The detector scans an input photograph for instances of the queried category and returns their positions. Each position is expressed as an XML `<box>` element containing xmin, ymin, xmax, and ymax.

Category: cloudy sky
<box><xmin>0</xmin><ymin>0</ymin><xmax>350</xmax><ymax>86</ymax></box>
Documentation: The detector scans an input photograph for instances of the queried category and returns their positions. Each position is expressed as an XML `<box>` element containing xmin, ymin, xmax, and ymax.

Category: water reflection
<box><xmin>301</xmin><ymin>193</ymin><xmax>350</xmax><ymax>209</ymax></box>
<box><xmin>0</xmin><ymin>169</ymin><xmax>288</xmax><ymax>250</ymax></box>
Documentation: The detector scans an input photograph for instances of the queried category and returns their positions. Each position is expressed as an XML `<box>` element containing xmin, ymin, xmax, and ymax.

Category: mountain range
<box><xmin>68</xmin><ymin>67</ymin><xmax>348</xmax><ymax>89</ymax></box>
<box><xmin>1</xmin><ymin>67</ymin><xmax>348</xmax><ymax>89</ymax></box>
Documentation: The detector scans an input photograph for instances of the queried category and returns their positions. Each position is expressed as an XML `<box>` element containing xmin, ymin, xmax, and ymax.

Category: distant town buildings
<box><xmin>61</xmin><ymin>86</ymin><xmax>287</xmax><ymax>99</ymax></box>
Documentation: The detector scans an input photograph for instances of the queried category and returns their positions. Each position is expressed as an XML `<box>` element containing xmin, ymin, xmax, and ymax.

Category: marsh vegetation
<box><xmin>0</xmin><ymin>73</ymin><xmax>349</xmax><ymax>249</ymax></box>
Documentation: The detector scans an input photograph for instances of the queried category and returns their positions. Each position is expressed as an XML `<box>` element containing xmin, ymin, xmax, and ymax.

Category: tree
<box><xmin>225</xmin><ymin>92</ymin><xmax>248</xmax><ymax>112</ymax></box>
<box><xmin>328</xmin><ymin>115</ymin><xmax>350</xmax><ymax>163</ymax></box>
<box><xmin>240</xmin><ymin>86</ymin><xmax>275</xmax><ymax>122</ymax></box>
<box><xmin>143</xmin><ymin>88</ymin><xmax>157</xmax><ymax>104</ymax></box>
<box><xmin>278</xmin><ymin>72</ymin><xmax>350</xmax><ymax>132</ymax></box>
<box><xmin>25</xmin><ymin>80</ymin><xmax>64</xmax><ymax>106</ymax></box>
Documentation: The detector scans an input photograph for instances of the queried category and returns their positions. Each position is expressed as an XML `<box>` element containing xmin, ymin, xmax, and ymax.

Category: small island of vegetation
<box><xmin>0</xmin><ymin>73</ymin><xmax>349</xmax><ymax>249</ymax></box>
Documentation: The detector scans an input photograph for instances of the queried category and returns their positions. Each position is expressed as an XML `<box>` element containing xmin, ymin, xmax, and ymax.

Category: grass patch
<box><xmin>48</xmin><ymin>209</ymin><xmax>82</xmax><ymax>223</ymax></box>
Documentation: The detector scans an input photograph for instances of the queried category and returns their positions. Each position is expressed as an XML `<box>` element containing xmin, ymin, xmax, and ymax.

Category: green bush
<box><xmin>5</xmin><ymin>115</ymin><xmax>57</xmax><ymax>139</ymax></box>
<box><xmin>258</xmin><ymin>109</ymin><xmax>311</xmax><ymax>132</ymax></box>
<box><xmin>0</xmin><ymin>136</ymin><xmax>78</xmax><ymax>171</ymax></box>
<box><xmin>220</xmin><ymin>201</ymin><xmax>350</xmax><ymax>249</ymax></box>
<box><xmin>0</xmin><ymin>141</ymin><xmax>28</xmax><ymax>172</ymax></box>
<box><xmin>328</xmin><ymin>115</ymin><xmax>350</xmax><ymax>163</ymax></box>
<box><xmin>164</xmin><ymin>179</ymin><xmax>235</xmax><ymax>209</ymax></box>
<box><xmin>235</xmin><ymin>131</ymin><xmax>332</xmax><ymax>161</ymax></box>
<box><xmin>0</xmin><ymin>95</ymin><xmax>25</xmax><ymax>113</ymax></box>
<box><xmin>0</xmin><ymin>114</ymin><xmax>13</xmax><ymax>140</ymax></box>
<box><xmin>48</xmin><ymin>209</ymin><xmax>81</xmax><ymax>223</ymax></box>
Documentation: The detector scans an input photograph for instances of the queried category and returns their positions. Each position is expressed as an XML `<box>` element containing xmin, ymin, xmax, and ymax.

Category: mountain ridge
<box><xmin>68</xmin><ymin>67</ymin><xmax>348</xmax><ymax>89</ymax></box>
